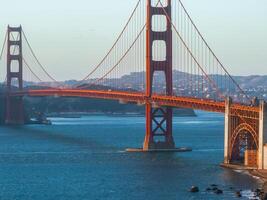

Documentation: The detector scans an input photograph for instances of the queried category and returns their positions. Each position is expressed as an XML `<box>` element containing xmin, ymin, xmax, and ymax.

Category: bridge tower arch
<box><xmin>143</xmin><ymin>0</ymin><xmax>175</xmax><ymax>150</ymax></box>
<box><xmin>229</xmin><ymin>123</ymin><xmax>258</xmax><ymax>163</ymax></box>
<box><xmin>224</xmin><ymin>98</ymin><xmax>267</xmax><ymax>169</ymax></box>
<box><xmin>5</xmin><ymin>25</ymin><xmax>24</xmax><ymax>125</ymax></box>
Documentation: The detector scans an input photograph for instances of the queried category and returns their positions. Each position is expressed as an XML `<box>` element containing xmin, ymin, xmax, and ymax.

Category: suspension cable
<box><xmin>159</xmin><ymin>1</ymin><xmax>224</xmax><ymax>99</ymax></box>
<box><xmin>23</xmin><ymin>58</ymin><xmax>43</xmax><ymax>82</ymax></box>
<box><xmin>178</xmin><ymin>0</ymin><xmax>249</xmax><ymax>101</ymax></box>
<box><xmin>9</xmin><ymin>32</ymin><xmax>60</xmax><ymax>88</ymax></box>
<box><xmin>77</xmin><ymin>24</ymin><xmax>146</xmax><ymax>89</ymax></box>
<box><xmin>74</xmin><ymin>0</ymin><xmax>142</xmax><ymax>86</ymax></box>
<box><xmin>0</xmin><ymin>30</ymin><xmax>7</xmax><ymax>60</ymax></box>
<box><xmin>1</xmin><ymin>31</ymin><xmax>8</xmax><ymax>84</ymax></box>
<box><xmin>21</xmin><ymin>29</ymin><xmax>58</xmax><ymax>82</ymax></box>
<box><xmin>10</xmin><ymin>33</ymin><xmax>43</xmax><ymax>83</ymax></box>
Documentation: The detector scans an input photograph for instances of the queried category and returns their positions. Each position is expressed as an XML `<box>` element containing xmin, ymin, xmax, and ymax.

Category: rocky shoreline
<box><xmin>188</xmin><ymin>182</ymin><xmax>263</xmax><ymax>199</ymax></box>
<box><xmin>249</xmin><ymin>170</ymin><xmax>267</xmax><ymax>199</ymax></box>
<box><xmin>220</xmin><ymin>163</ymin><xmax>267</xmax><ymax>199</ymax></box>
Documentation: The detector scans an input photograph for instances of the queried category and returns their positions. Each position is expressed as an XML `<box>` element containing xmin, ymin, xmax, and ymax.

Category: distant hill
<box><xmin>22</xmin><ymin>70</ymin><xmax>267</xmax><ymax>98</ymax></box>
<box><xmin>233</xmin><ymin>75</ymin><xmax>267</xmax><ymax>89</ymax></box>
<box><xmin>62</xmin><ymin>71</ymin><xmax>267</xmax><ymax>99</ymax></box>
<box><xmin>2</xmin><ymin>70</ymin><xmax>267</xmax><ymax>123</ymax></box>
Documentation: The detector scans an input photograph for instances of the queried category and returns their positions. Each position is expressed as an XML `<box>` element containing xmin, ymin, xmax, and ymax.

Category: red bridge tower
<box><xmin>143</xmin><ymin>0</ymin><xmax>175</xmax><ymax>150</ymax></box>
<box><xmin>5</xmin><ymin>26</ymin><xmax>24</xmax><ymax>125</ymax></box>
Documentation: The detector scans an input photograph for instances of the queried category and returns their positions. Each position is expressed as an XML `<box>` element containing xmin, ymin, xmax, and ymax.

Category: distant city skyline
<box><xmin>0</xmin><ymin>0</ymin><xmax>266</xmax><ymax>81</ymax></box>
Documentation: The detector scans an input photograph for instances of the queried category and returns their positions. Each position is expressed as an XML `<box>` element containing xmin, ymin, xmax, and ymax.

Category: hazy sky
<box><xmin>0</xmin><ymin>0</ymin><xmax>266</xmax><ymax>81</ymax></box>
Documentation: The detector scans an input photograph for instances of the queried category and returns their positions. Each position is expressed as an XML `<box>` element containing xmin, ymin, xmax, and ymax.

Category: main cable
<box><xmin>0</xmin><ymin>30</ymin><xmax>7</xmax><ymax>60</ymax></box>
<box><xmin>178</xmin><ymin>0</ymin><xmax>249</xmax><ymax>101</ymax></box>
<box><xmin>74</xmin><ymin>0</ymin><xmax>143</xmax><ymax>86</ymax></box>
<box><xmin>78</xmin><ymin>24</ymin><xmax>146</xmax><ymax>89</ymax></box>
<box><xmin>159</xmin><ymin>1</ymin><xmax>224</xmax><ymax>100</ymax></box>
<box><xmin>21</xmin><ymin>29</ymin><xmax>58</xmax><ymax>83</ymax></box>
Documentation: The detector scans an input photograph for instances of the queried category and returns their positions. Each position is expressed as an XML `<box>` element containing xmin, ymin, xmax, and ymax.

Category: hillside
<box><xmin>30</xmin><ymin>71</ymin><xmax>267</xmax><ymax>99</ymax></box>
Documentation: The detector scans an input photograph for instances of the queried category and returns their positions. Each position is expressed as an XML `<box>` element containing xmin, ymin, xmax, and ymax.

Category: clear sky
<box><xmin>0</xmin><ymin>0</ymin><xmax>266</xmax><ymax>81</ymax></box>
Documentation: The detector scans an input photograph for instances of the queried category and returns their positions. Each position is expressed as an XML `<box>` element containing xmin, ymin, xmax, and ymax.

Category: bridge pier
<box><xmin>224</xmin><ymin>97</ymin><xmax>232</xmax><ymax>164</ymax></box>
<box><xmin>258</xmin><ymin>100</ymin><xmax>267</xmax><ymax>169</ymax></box>
<box><xmin>143</xmin><ymin>103</ymin><xmax>175</xmax><ymax>150</ymax></box>
<box><xmin>223</xmin><ymin>97</ymin><xmax>267</xmax><ymax>169</ymax></box>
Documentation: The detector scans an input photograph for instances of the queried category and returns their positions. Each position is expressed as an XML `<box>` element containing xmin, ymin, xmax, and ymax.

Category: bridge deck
<box><xmin>11</xmin><ymin>89</ymin><xmax>259</xmax><ymax>119</ymax></box>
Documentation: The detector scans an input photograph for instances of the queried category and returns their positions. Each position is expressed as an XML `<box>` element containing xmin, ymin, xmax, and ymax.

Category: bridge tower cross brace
<box><xmin>5</xmin><ymin>25</ymin><xmax>24</xmax><ymax>125</ymax></box>
<box><xmin>143</xmin><ymin>0</ymin><xmax>175</xmax><ymax>150</ymax></box>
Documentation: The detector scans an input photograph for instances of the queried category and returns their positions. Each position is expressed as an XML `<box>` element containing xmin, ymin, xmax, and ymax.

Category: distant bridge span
<box><xmin>12</xmin><ymin>89</ymin><xmax>259</xmax><ymax>119</ymax></box>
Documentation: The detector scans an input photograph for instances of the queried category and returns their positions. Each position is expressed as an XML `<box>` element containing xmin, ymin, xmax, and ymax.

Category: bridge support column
<box><xmin>224</xmin><ymin>97</ymin><xmax>232</xmax><ymax>164</ymax></box>
<box><xmin>258</xmin><ymin>101</ymin><xmax>267</xmax><ymax>169</ymax></box>
<box><xmin>223</xmin><ymin>97</ymin><xmax>260</xmax><ymax>168</ymax></box>
<box><xmin>144</xmin><ymin>103</ymin><xmax>175</xmax><ymax>150</ymax></box>
<box><xmin>143</xmin><ymin>0</ymin><xmax>175</xmax><ymax>150</ymax></box>
<box><xmin>5</xmin><ymin>26</ymin><xmax>24</xmax><ymax>125</ymax></box>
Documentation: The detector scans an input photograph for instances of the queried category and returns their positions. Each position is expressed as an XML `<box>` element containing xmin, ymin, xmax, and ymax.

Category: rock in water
<box><xmin>214</xmin><ymin>189</ymin><xmax>223</xmax><ymax>194</ymax></box>
<box><xmin>189</xmin><ymin>186</ymin><xmax>199</xmax><ymax>193</ymax></box>
<box><xmin>235</xmin><ymin>191</ymin><xmax>242</xmax><ymax>198</ymax></box>
<box><xmin>210</xmin><ymin>184</ymin><xmax>218</xmax><ymax>187</ymax></box>
<box><xmin>260</xmin><ymin>193</ymin><xmax>267</xmax><ymax>200</ymax></box>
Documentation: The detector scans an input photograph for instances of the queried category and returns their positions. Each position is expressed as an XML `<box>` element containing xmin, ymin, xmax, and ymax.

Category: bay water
<box><xmin>0</xmin><ymin>111</ymin><xmax>261</xmax><ymax>199</ymax></box>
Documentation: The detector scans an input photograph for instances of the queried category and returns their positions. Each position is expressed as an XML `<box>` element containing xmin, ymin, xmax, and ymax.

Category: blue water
<box><xmin>0</xmin><ymin>111</ymin><xmax>261</xmax><ymax>200</ymax></box>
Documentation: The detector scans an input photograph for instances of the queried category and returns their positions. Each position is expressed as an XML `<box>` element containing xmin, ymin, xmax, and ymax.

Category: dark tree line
<box><xmin>0</xmin><ymin>96</ymin><xmax>195</xmax><ymax>124</ymax></box>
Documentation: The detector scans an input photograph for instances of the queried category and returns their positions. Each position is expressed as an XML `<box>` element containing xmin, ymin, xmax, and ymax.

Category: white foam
<box><xmin>241</xmin><ymin>190</ymin><xmax>259</xmax><ymax>199</ymax></box>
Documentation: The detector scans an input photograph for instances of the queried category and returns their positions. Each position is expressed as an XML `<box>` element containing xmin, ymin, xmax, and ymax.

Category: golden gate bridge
<box><xmin>0</xmin><ymin>0</ymin><xmax>266</xmax><ymax>170</ymax></box>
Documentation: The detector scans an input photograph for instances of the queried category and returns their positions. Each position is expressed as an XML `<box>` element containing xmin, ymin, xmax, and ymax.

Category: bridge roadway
<box><xmin>11</xmin><ymin>89</ymin><xmax>259</xmax><ymax>120</ymax></box>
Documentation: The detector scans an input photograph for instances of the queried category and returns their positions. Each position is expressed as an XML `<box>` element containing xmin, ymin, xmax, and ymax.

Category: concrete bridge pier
<box><xmin>224</xmin><ymin>97</ymin><xmax>232</xmax><ymax>164</ymax></box>
<box><xmin>223</xmin><ymin>97</ymin><xmax>267</xmax><ymax>169</ymax></box>
<box><xmin>258</xmin><ymin>100</ymin><xmax>267</xmax><ymax>169</ymax></box>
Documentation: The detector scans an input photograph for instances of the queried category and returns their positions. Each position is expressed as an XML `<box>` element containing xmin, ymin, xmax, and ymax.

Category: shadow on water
<box><xmin>121</xmin><ymin>152</ymin><xmax>197</xmax><ymax>199</ymax></box>
<box><xmin>3</xmin><ymin>125</ymin><xmax>114</xmax><ymax>151</ymax></box>
<box><xmin>134</xmin><ymin>152</ymin><xmax>185</xmax><ymax>175</ymax></box>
